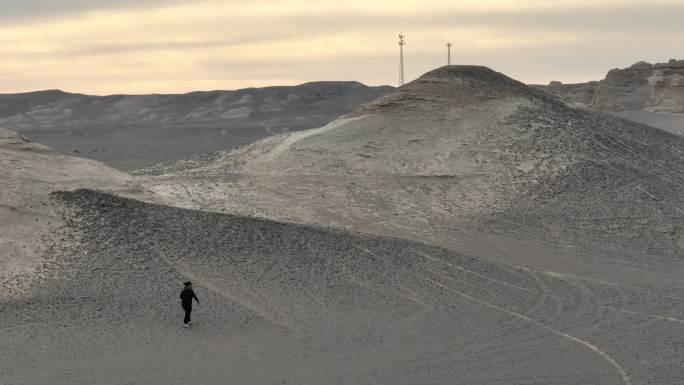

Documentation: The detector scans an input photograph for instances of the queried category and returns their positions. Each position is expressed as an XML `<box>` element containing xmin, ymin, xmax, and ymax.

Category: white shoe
<box><xmin>182</xmin><ymin>323</ymin><xmax>190</xmax><ymax>328</ymax></box>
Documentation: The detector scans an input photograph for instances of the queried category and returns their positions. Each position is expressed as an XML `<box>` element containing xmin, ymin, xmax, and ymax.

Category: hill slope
<box><xmin>5</xmin><ymin>188</ymin><xmax>684</xmax><ymax>384</ymax></box>
<box><xmin>0</xmin><ymin>126</ymin><xmax>137</xmax><ymax>291</ymax></box>
<box><xmin>139</xmin><ymin>66</ymin><xmax>684</xmax><ymax>280</ymax></box>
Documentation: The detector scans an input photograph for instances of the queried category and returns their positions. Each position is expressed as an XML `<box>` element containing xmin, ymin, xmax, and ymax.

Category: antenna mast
<box><xmin>398</xmin><ymin>33</ymin><xmax>406</xmax><ymax>86</ymax></box>
<box><xmin>447</xmin><ymin>42</ymin><xmax>452</xmax><ymax>65</ymax></box>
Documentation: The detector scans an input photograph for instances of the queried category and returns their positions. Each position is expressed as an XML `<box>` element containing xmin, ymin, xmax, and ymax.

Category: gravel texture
<box><xmin>3</xmin><ymin>189</ymin><xmax>684</xmax><ymax>384</ymax></box>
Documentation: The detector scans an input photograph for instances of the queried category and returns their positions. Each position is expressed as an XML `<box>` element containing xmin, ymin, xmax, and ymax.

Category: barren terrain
<box><xmin>2</xmin><ymin>66</ymin><xmax>684</xmax><ymax>385</ymax></box>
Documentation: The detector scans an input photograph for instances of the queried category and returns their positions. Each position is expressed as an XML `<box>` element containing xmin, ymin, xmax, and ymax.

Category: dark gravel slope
<box><xmin>4</xmin><ymin>189</ymin><xmax>684</xmax><ymax>384</ymax></box>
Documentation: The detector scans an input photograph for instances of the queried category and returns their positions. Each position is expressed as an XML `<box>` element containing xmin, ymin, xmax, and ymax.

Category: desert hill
<box><xmin>3</xmin><ymin>66</ymin><xmax>684</xmax><ymax>384</ymax></box>
<box><xmin>139</xmin><ymin>66</ymin><xmax>684</xmax><ymax>282</ymax></box>
<box><xmin>0</xmin><ymin>82</ymin><xmax>392</xmax><ymax>170</ymax></box>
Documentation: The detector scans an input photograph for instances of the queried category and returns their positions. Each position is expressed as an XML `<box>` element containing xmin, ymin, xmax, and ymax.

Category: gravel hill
<box><xmin>5</xmin><ymin>188</ymin><xmax>684</xmax><ymax>384</ymax></box>
<box><xmin>139</xmin><ymin>66</ymin><xmax>684</xmax><ymax>279</ymax></box>
<box><xmin>0</xmin><ymin>126</ymin><xmax>137</xmax><ymax>293</ymax></box>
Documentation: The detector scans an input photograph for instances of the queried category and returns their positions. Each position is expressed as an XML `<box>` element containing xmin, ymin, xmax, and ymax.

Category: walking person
<box><xmin>180</xmin><ymin>281</ymin><xmax>199</xmax><ymax>328</ymax></box>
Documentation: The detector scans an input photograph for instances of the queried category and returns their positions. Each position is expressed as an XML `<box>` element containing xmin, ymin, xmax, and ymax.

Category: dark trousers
<box><xmin>182</xmin><ymin>303</ymin><xmax>192</xmax><ymax>324</ymax></box>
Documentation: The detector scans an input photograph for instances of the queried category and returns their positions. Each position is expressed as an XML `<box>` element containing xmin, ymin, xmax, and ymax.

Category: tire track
<box><xmin>372</xmin><ymin>248</ymin><xmax>632</xmax><ymax>384</ymax></box>
<box><xmin>420</xmin><ymin>267</ymin><xmax>633</xmax><ymax>385</ymax></box>
<box><xmin>416</xmin><ymin>251</ymin><xmax>535</xmax><ymax>293</ymax></box>
<box><xmin>540</xmin><ymin>270</ymin><xmax>684</xmax><ymax>325</ymax></box>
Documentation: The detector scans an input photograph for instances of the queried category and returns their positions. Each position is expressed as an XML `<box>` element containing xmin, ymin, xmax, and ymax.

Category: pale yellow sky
<box><xmin>1</xmin><ymin>0</ymin><xmax>682</xmax><ymax>94</ymax></box>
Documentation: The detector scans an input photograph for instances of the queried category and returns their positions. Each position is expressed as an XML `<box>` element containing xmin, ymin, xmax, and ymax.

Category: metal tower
<box><xmin>447</xmin><ymin>42</ymin><xmax>452</xmax><ymax>65</ymax></box>
<box><xmin>398</xmin><ymin>33</ymin><xmax>406</xmax><ymax>86</ymax></box>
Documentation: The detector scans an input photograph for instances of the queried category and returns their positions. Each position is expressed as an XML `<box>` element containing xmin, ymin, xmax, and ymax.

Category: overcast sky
<box><xmin>1</xmin><ymin>0</ymin><xmax>682</xmax><ymax>94</ymax></box>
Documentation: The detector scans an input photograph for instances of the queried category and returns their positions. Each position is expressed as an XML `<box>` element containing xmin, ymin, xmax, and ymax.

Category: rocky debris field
<box><xmin>3</xmin><ymin>189</ymin><xmax>684</xmax><ymax>384</ymax></box>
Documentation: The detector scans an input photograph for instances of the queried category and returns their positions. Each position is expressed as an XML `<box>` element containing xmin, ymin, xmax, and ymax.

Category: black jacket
<box><xmin>180</xmin><ymin>288</ymin><xmax>199</xmax><ymax>307</ymax></box>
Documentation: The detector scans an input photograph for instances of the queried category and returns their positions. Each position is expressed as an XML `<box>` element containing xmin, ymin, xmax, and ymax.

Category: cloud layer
<box><xmin>1</xmin><ymin>0</ymin><xmax>682</xmax><ymax>94</ymax></box>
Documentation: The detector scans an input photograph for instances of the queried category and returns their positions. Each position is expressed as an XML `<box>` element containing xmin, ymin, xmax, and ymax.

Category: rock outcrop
<box><xmin>593</xmin><ymin>59</ymin><xmax>684</xmax><ymax>112</ymax></box>
<box><xmin>643</xmin><ymin>60</ymin><xmax>684</xmax><ymax>112</ymax></box>
<box><xmin>533</xmin><ymin>59</ymin><xmax>684</xmax><ymax>113</ymax></box>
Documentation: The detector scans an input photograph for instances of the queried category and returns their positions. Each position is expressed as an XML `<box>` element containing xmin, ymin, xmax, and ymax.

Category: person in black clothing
<box><xmin>180</xmin><ymin>281</ymin><xmax>199</xmax><ymax>327</ymax></box>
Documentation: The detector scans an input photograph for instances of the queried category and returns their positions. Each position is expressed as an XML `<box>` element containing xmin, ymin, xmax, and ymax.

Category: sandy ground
<box><xmin>613</xmin><ymin>110</ymin><xmax>684</xmax><ymax>137</ymax></box>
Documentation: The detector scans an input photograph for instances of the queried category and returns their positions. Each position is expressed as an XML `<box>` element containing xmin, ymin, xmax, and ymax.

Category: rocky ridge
<box><xmin>0</xmin><ymin>82</ymin><xmax>393</xmax><ymax>170</ymax></box>
<box><xmin>533</xmin><ymin>59</ymin><xmax>684</xmax><ymax>114</ymax></box>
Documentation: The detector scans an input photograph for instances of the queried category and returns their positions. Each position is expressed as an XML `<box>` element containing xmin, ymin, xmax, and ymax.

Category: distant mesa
<box><xmin>533</xmin><ymin>59</ymin><xmax>684</xmax><ymax>113</ymax></box>
<box><xmin>0</xmin><ymin>81</ymin><xmax>394</xmax><ymax>171</ymax></box>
